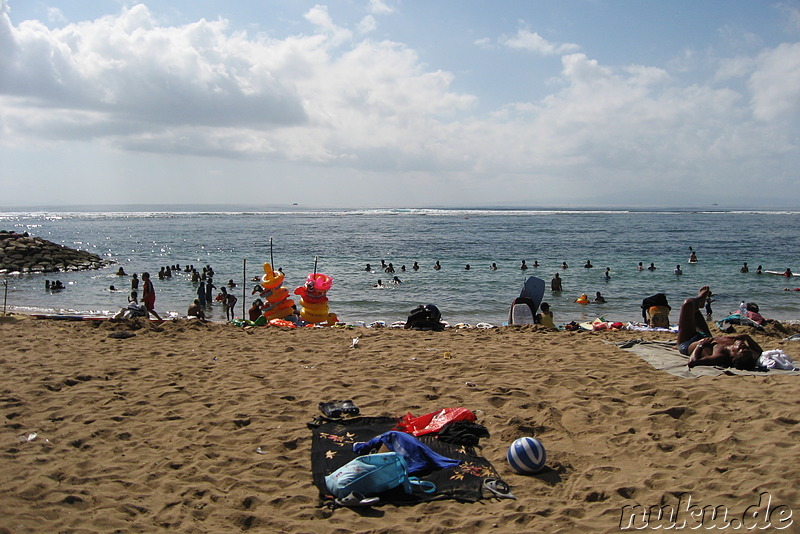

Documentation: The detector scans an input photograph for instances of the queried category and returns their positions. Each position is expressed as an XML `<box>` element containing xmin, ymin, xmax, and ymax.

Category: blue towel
<box><xmin>353</xmin><ymin>431</ymin><xmax>461</xmax><ymax>474</ymax></box>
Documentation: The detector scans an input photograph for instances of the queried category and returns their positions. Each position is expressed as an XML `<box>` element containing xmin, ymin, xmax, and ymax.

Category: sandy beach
<box><xmin>1</xmin><ymin>316</ymin><xmax>798</xmax><ymax>533</ymax></box>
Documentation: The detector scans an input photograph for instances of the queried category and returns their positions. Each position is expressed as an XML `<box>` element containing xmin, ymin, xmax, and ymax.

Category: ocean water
<box><xmin>1</xmin><ymin>207</ymin><xmax>799</xmax><ymax>325</ymax></box>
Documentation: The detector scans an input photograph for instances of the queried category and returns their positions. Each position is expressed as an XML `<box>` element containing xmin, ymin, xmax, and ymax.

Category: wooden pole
<box><xmin>242</xmin><ymin>259</ymin><xmax>246</xmax><ymax>319</ymax></box>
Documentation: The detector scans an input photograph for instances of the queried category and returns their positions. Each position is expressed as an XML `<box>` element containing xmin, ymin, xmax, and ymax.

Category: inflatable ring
<box><xmin>305</xmin><ymin>273</ymin><xmax>333</xmax><ymax>293</ymax></box>
<box><xmin>294</xmin><ymin>286</ymin><xmax>329</xmax><ymax>304</ymax></box>
<box><xmin>264</xmin><ymin>305</ymin><xmax>295</xmax><ymax>321</ymax></box>
<box><xmin>575</xmin><ymin>294</ymin><xmax>589</xmax><ymax>305</ymax></box>
<box><xmin>261</xmin><ymin>271</ymin><xmax>285</xmax><ymax>290</ymax></box>
<box><xmin>300</xmin><ymin>309</ymin><xmax>330</xmax><ymax>324</ymax></box>
<box><xmin>262</xmin><ymin>287</ymin><xmax>290</xmax><ymax>304</ymax></box>
<box><xmin>262</xmin><ymin>298</ymin><xmax>294</xmax><ymax>313</ymax></box>
<box><xmin>300</xmin><ymin>298</ymin><xmax>329</xmax><ymax>315</ymax></box>
<box><xmin>268</xmin><ymin>317</ymin><xmax>296</xmax><ymax>328</ymax></box>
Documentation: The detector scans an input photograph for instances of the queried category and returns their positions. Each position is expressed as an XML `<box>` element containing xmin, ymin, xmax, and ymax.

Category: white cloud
<box><xmin>358</xmin><ymin>15</ymin><xmax>377</xmax><ymax>34</ymax></box>
<box><xmin>304</xmin><ymin>4</ymin><xmax>352</xmax><ymax>45</ymax></box>
<box><xmin>0</xmin><ymin>3</ymin><xmax>307</xmax><ymax>131</ymax></box>
<box><xmin>500</xmin><ymin>28</ymin><xmax>580</xmax><ymax>56</ymax></box>
<box><xmin>749</xmin><ymin>42</ymin><xmax>800</xmax><ymax>121</ymax></box>
<box><xmin>0</xmin><ymin>2</ymin><xmax>798</xmax><ymax>207</ymax></box>
<box><xmin>46</xmin><ymin>7</ymin><xmax>68</xmax><ymax>26</ymax></box>
<box><xmin>778</xmin><ymin>2</ymin><xmax>800</xmax><ymax>33</ymax></box>
<box><xmin>367</xmin><ymin>0</ymin><xmax>394</xmax><ymax>16</ymax></box>
<box><xmin>473</xmin><ymin>37</ymin><xmax>492</xmax><ymax>49</ymax></box>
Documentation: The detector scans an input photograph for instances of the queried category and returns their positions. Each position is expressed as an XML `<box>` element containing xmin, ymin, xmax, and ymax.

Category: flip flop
<box><xmin>335</xmin><ymin>492</ymin><xmax>380</xmax><ymax>507</ymax></box>
<box><xmin>483</xmin><ymin>478</ymin><xmax>516</xmax><ymax>499</ymax></box>
<box><xmin>318</xmin><ymin>401</ymin><xmax>343</xmax><ymax>419</ymax></box>
<box><xmin>337</xmin><ymin>400</ymin><xmax>360</xmax><ymax>416</ymax></box>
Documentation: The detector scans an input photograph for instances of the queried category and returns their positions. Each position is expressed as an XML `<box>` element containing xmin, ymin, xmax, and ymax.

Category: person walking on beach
<box><xmin>141</xmin><ymin>272</ymin><xmax>163</xmax><ymax>322</ymax></box>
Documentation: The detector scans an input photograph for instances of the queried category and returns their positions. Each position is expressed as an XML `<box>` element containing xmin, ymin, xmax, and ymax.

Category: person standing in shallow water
<box><xmin>551</xmin><ymin>273</ymin><xmax>562</xmax><ymax>292</ymax></box>
<box><xmin>141</xmin><ymin>272</ymin><xmax>163</xmax><ymax>322</ymax></box>
<box><xmin>197</xmin><ymin>281</ymin><xmax>207</xmax><ymax>306</ymax></box>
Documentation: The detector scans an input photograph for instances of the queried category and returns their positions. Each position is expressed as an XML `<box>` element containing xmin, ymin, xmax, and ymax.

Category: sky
<box><xmin>1</xmin><ymin>0</ymin><xmax>799</xmax><ymax>209</ymax></box>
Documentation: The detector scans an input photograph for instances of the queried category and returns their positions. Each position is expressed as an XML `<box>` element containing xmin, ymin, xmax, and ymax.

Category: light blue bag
<box><xmin>325</xmin><ymin>452</ymin><xmax>435</xmax><ymax>499</ymax></box>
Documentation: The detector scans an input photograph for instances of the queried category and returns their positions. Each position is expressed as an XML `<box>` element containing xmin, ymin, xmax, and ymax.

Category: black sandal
<box><xmin>318</xmin><ymin>401</ymin><xmax>343</xmax><ymax>419</ymax></box>
<box><xmin>337</xmin><ymin>400</ymin><xmax>360</xmax><ymax>416</ymax></box>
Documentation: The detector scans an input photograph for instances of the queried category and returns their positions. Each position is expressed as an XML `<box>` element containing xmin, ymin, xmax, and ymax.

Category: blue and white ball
<box><xmin>507</xmin><ymin>437</ymin><xmax>546</xmax><ymax>474</ymax></box>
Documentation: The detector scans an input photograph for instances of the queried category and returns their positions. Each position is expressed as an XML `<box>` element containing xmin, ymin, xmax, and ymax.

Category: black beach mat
<box><xmin>309</xmin><ymin>416</ymin><xmax>507</xmax><ymax>506</ymax></box>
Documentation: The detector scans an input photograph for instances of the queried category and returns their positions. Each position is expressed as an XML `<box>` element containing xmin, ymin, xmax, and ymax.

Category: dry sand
<box><xmin>1</xmin><ymin>316</ymin><xmax>799</xmax><ymax>533</ymax></box>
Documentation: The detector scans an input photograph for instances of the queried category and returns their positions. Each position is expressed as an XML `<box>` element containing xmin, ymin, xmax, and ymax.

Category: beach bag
<box><xmin>325</xmin><ymin>452</ymin><xmax>413</xmax><ymax>498</ymax></box>
<box><xmin>404</xmin><ymin>304</ymin><xmax>444</xmax><ymax>331</ymax></box>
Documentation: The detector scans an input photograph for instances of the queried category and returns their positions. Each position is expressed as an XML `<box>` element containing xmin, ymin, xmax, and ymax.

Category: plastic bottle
<box><xmin>739</xmin><ymin>301</ymin><xmax>747</xmax><ymax>316</ymax></box>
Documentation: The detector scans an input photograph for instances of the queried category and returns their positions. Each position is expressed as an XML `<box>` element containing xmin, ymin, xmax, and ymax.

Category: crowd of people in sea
<box><xmin>105</xmin><ymin>263</ymin><xmax>243</xmax><ymax>324</ymax></box>
<box><xmin>60</xmin><ymin>244</ymin><xmax>795</xmax><ymax>331</ymax></box>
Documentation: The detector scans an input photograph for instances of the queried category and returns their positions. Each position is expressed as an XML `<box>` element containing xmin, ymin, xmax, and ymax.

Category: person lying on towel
<box><xmin>676</xmin><ymin>286</ymin><xmax>763</xmax><ymax>370</ymax></box>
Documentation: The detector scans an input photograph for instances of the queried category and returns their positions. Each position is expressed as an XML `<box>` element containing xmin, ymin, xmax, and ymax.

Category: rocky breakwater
<box><xmin>0</xmin><ymin>230</ymin><xmax>111</xmax><ymax>274</ymax></box>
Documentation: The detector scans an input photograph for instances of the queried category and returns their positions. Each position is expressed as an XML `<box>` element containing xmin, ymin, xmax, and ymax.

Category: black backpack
<box><xmin>405</xmin><ymin>304</ymin><xmax>445</xmax><ymax>331</ymax></box>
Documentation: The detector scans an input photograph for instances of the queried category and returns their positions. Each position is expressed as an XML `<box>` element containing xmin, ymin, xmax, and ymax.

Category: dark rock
<box><xmin>0</xmin><ymin>230</ymin><xmax>112</xmax><ymax>274</ymax></box>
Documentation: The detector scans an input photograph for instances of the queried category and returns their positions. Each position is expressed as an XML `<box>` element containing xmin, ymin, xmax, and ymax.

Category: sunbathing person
<box><xmin>677</xmin><ymin>286</ymin><xmax>763</xmax><ymax>369</ymax></box>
